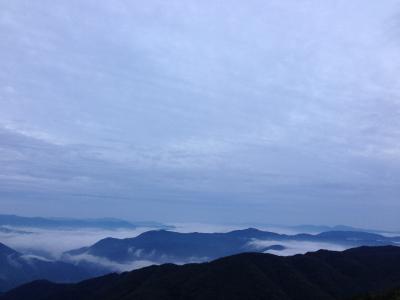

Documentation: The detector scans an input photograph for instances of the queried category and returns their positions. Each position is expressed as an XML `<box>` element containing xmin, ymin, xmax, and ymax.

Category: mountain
<box><xmin>0</xmin><ymin>242</ymin><xmax>102</xmax><ymax>292</ymax></box>
<box><xmin>64</xmin><ymin>228</ymin><xmax>283</xmax><ymax>263</ymax></box>
<box><xmin>0</xmin><ymin>227</ymin><xmax>31</xmax><ymax>235</ymax></box>
<box><xmin>0</xmin><ymin>214</ymin><xmax>175</xmax><ymax>230</ymax></box>
<box><xmin>63</xmin><ymin>228</ymin><xmax>400</xmax><ymax>266</ymax></box>
<box><xmin>315</xmin><ymin>230</ymin><xmax>392</xmax><ymax>242</ymax></box>
<box><xmin>3</xmin><ymin>246</ymin><xmax>400</xmax><ymax>300</ymax></box>
<box><xmin>0</xmin><ymin>215</ymin><xmax>140</xmax><ymax>229</ymax></box>
<box><xmin>288</xmin><ymin>224</ymin><xmax>369</xmax><ymax>233</ymax></box>
<box><xmin>353</xmin><ymin>287</ymin><xmax>400</xmax><ymax>300</ymax></box>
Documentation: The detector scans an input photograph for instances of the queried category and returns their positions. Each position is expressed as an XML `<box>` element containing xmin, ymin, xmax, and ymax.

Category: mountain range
<box><xmin>63</xmin><ymin>228</ymin><xmax>400</xmax><ymax>266</ymax></box>
<box><xmin>2</xmin><ymin>246</ymin><xmax>400</xmax><ymax>300</ymax></box>
<box><xmin>1</xmin><ymin>227</ymin><xmax>399</xmax><ymax>294</ymax></box>
<box><xmin>287</xmin><ymin>224</ymin><xmax>397</xmax><ymax>235</ymax></box>
<box><xmin>0</xmin><ymin>215</ymin><xmax>170</xmax><ymax>230</ymax></box>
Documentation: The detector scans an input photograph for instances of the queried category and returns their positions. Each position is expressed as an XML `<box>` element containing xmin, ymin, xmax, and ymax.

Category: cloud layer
<box><xmin>0</xmin><ymin>226</ymin><xmax>151</xmax><ymax>258</ymax></box>
<box><xmin>0</xmin><ymin>0</ymin><xmax>400</xmax><ymax>229</ymax></box>
<box><xmin>248</xmin><ymin>239</ymin><xmax>348</xmax><ymax>256</ymax></box>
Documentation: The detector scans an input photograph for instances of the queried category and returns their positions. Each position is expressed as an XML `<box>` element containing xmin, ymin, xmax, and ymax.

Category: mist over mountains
<box><xmin>62</xmin><ymin>228</ymin><xmax>400</xmax><ymax>269</ymax></box>
<box><xmin>0</xmin><ymin>242</ymin><xmax>94</xmax><ymax>292</ymax></box>
<box><xmin>0</xmin><ymin>215</ymin><xmax>173</xmax><ymax>259</ymax></box>
<box><xmin>0</xmin><ymin>215</ymin><xmax>399</xmax><ymax>294</ymax></box>
<box><xmin>4</xmin><ymin>214</ymin><xmax>397</xmax><ymax>259</ymax></box>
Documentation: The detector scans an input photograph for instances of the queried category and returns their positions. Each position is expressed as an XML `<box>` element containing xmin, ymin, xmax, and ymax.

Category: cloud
<box><xmin>20</xmin><ymin>254</ymin><xmax>54</xmax><ymax>263</ymax></box>
<box><xmin>63</xmin><ymin>253</ymin><xmax>157</xmax><ymax>272</ymax></box>
<box><xmin>0</xmin><ymin>226</ymin><xmax>153</xmax><ymax>259</ymax></box>
<box><xmin>0</xmin><ymin>0</ymin><xmax>400</xmax><ymax>229</ymax></box>
<box><xmin>6</xmin><ymin>254</ymin><xmax>22</xmax><ymax>269</ymax></box>
<box><xmin>248</xmin><ymin>239</ymin><xmax>348</xmax><ymax>256</ymax></box>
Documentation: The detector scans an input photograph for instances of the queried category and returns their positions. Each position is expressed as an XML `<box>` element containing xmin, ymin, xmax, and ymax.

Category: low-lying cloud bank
<box><xmin>3</xmin><ymin>223</ymin><xmax>396</xmax><ymax>274</ymax></box>
<box><xmin>63</xmin><ymin>252</ymin><xmax>207</xmax><ymax>273</ymax></box>
<box><xmin>63</xmin><ymin>253</ymin><xmax>158</xmax><ymax>272</ymax></box>
<box><xmin>0</xmin><ymin>226</ymin><xmax>154</xmax><ymax>258</ymax></box>
<box><xmin>248</xmin><ymin>239</ymin><xmax>348</xmax><ymax>256</ymax></box>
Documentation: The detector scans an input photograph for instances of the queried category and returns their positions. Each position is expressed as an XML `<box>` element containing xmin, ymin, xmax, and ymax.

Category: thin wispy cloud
<box><xmin>248</xmin><ymin>239</ymin><xmax>348</xmax><ymax>256</ymax></box>
<box><xmin>63</xmin><ymin>253</ymin><xmax>157</xmax><ymax>272</ymax></box>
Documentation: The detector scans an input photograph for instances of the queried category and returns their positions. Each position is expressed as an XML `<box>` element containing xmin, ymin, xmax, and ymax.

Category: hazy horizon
<box><xmin>1</xmin><ymin>1</ymin><xmax>400</xmax><ymax>230</ymax></box>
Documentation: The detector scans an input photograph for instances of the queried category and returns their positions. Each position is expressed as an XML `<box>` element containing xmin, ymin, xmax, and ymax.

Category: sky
<box><xmin>0</xmin><ymin>0</ymin><xmax>400</xmax><ymax>230</ymax></box>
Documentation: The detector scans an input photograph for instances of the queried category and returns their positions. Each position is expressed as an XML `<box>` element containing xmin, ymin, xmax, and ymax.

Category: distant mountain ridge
<box><xmin>288</xmin><ymin>224</ymin><xmax>387</xmax><ymax>234</ymax></box>
<box><xmin>0</xmin><ymin>214</ymin><xmax>170</xmax><ymax>230</ymax></box>
<box><xmin>3</xmin><ymin>246</ymin><xmax>400</xmax><ymax>300</ymax></box>
<box><xmin>63</xmin><ymin>228</ymin><xmax>400</xmax><ymax>267</ymax></box>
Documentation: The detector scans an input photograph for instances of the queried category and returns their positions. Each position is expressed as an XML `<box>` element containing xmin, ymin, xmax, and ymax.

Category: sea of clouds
<box><xmin>0</xmin><ymin>226</ymin><xmax>153</xmax><ymax>259</ymax></box>
<box><xmin>1</xmin><ymin>222</ymin><xmax>398</xmax><ymax>272</ymax></box>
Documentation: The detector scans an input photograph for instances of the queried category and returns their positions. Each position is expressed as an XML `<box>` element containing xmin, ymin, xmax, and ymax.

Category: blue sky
<box><xmin>1</xmin><ymin>0</ymin><xmax>400</xmax><ymax>230</ymax></box>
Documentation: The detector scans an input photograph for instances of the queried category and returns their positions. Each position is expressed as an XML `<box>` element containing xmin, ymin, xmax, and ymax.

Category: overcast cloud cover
<box><xmin>1</xmin><ymin>1</ymin><xmax>400</xmax><ymax>230</ymax></box>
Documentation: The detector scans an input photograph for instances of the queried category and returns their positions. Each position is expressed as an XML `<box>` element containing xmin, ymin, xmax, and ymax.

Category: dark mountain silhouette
<box><xmin>353</xmin><ymin>286</ymin><xmax>400</xmax><ymax>300</ymax></box>
<box><xmin>3</xmin><ymin>246</ymin><xmax>400</xmax><ymax>300</ymax></box>
<box><xmin>63</xmin><ymin>228</ymin><xmax>400</xmax><ymax>265</ymax></box>
<box><xmin>0</xmin><ymin>242</ymin><xmax>101</xmax><ymax>292</ymax></box>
